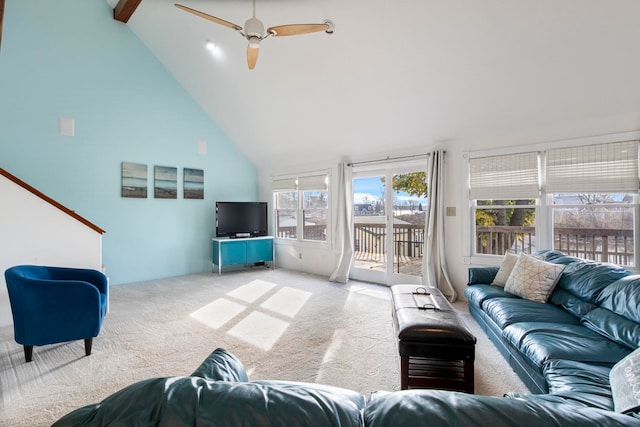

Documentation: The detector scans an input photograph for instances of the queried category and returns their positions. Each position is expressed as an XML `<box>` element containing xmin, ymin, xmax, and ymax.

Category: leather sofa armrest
<box><xmin>468</xmin><ymin>266</ymin><xmax>499</xmax><ymax>285</ymax></box>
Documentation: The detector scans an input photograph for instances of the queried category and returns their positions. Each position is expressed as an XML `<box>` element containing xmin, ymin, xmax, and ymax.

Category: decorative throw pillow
<box><xmin>610</xmin><ymin>347</ymin><xmax>640</xmax><ymax>414</ymax></box>
<box><xmin>491</xmin><ymin>252</ymin><xmax>520</xmax><ymax>287</ymax></box>
<box><xmin>504</xmin><ymin>253</ymin><xmax>565</xmax><ymax>303</ymax></box>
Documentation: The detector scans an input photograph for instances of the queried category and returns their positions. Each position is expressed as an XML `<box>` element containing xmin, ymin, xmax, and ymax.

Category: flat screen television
<box><xmin>216</xmin><ymin>201</ymin><xmax>268</xmax><ymax>238</ymax></box>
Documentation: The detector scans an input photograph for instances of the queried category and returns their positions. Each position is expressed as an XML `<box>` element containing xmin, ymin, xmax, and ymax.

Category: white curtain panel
<box><xmin>422</xmin><ymin>150</ymin><xmax>457</xmax><ymax>302</ymax></box>
<box><xmin>329</xmin><ymin>162</ymin><xmax>354</xmax><ymax>283</ymax></box>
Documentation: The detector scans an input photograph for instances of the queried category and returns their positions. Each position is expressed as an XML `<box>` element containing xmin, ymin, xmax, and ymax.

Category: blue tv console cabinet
<box><xmin>211</xmin><ymin>236</ymin><xmax>274</xmax><ymax>275</ymax></box>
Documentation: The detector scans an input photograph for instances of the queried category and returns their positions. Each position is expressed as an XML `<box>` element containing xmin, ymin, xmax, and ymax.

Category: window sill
<box><xmin>274</xmin><ymin>238</ymin><xmax>330</xmax><ymax>248</ymax></box>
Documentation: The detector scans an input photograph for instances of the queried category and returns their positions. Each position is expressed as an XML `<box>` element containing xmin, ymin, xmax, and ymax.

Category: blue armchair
<box><xmin>4</xmin><ymin>265</ymin><xmax>108</xmax><ymax>362</ymax></box>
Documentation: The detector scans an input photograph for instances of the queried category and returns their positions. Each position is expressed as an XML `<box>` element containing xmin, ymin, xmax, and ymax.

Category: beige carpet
<box><xmin>0</xmin><ymin>268</ymin><xmax>528</xmax><ymax>426</ymax></box>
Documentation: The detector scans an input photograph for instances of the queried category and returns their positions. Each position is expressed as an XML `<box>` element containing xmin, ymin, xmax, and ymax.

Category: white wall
<box><xmin>0</xmin><ymin>175</ymin><xmax>102</xmax><ymax>326</ymax></box>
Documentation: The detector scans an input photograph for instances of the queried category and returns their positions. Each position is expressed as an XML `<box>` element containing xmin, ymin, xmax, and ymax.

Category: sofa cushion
<box><xmin>365</xmin><ymin>389</ymin><xmax>640</xmax><ymax>427</ymax></box>
<box><xmin>491</xmin><ymin>252</ymin><xmax>520</xmax><ymax>286</ymax></box>
<box><xmin>548</xmin><ymin>287</ymin><xmax>598</xmax><ymax>319</ymax></box>
<box><xmin>482</xmin><ymin>298</ymin><xmax>579</xmax><ymax>329</ymax></box>
<box><xmin>553</xmin><ymin>260</ymin><xmax>631</xmax><ymax>304</ymax></box>
<box><xmin>502</xmin><ymin>322</ymin><xmax>631</xmax><ymax>369</ymax></box>
<box><xmin>504</xmin><ymin>254</ymin><xmax>565</xmax><ymax>303</ymax></box>
<box><xmin>53</xmin><ymin>377</ymin><xmax>367</xmax><ymax>427</ymax></box>
<box><xmin>535</xmin><ymin>250</ymin><xmax>581</xmax><ymax>264</ymax></box>
<box><xmin>543</xmin><ymin>254</ymin><xmax>584</xmax><ymax>266</ymax></box>
<box><xmin>543</xmin><ymin>359</ymin><xmax>613</xmax><ymax>410</ymax></box>
<box><xmin>464</xmin><ymin>284</ymin><xmax>518</xmax><ymax>309</ymax></box>
<box><xmin>582</xmin><ymin>308</ymin><xmax>640</xmax><ymax>350</ymax></box>
<box><xmin>253</xmin><ymin>380</ymin><xmax>367</xmax><ymax>416</ymax></box>
<box><xmin>597</xmin><ymin>275</ymin><xmax>640</xmax><ymax>324</ymax></box>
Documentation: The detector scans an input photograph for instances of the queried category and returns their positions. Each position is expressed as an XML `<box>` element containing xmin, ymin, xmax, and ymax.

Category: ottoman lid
<box><xmin>394</xmin><ymin>307</ymin><xmax>476</xmax><ymax>345</ymax></box>
<box><xmin>391</xmin><ymin>285</ymin><xmax>476</xmax><ymax>345</ymax></box>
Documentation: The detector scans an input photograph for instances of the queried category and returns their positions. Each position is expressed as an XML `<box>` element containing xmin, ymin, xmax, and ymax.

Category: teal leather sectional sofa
<box><xmin>53</xmin><ymin>346</ymin><xmax>639</xmax><ymax>426</ymax></box>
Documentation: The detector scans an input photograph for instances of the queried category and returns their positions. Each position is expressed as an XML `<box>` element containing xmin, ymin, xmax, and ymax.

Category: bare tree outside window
<box><xmin>553</xmin><ymin>193</ymin><xmax>634</xmax><ymax>266</ymax></box>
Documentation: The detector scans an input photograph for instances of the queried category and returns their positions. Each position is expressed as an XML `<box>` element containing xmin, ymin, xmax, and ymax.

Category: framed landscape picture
<box><xmin>154</xmin><ymin>166</ymin><xmax>177</xmax><ymax>199</ymax></box>
<box><xmin>121</xmin><ymin>162</ymin><xmax>147</xmax><ymax>198</ymax></box>
<box><xmin>183</xmin><ymin>168</ymin><xmax>204</xmax><ymax>199</ymax></box>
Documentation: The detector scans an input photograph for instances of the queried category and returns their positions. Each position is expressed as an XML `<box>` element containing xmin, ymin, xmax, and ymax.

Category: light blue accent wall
<box><xmin>0</xmin><ymin>0</ymin><xmax>258</xmax><ymax>284</ymax></box>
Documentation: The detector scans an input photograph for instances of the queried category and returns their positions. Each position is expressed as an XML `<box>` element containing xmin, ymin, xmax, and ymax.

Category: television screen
<box><xmin>216</xmin><ymin>202</ymin><xmax>268</xmax><ymax>238</ymax></box>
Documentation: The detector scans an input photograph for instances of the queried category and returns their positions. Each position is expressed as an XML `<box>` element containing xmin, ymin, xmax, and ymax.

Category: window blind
<box><xmin>469</xmin><ymin>152</ymin><xmax>539</xmax><ymax>200</ymax></box>
<box><xmin>297</xmin><ymin>174</ymin><xmax>328</xmax><ymax>191</ymax></box>
<box><xmin>546</xmin><ymin>140</ymin><xmax>639</xmax><ymax>193</ymax></box>
<box><xmin>272</xmin><ymin>174</ymin><xmax>328</xmax><ymax>191</ymax></box>
<box><xmin>272</xmin><ymin>178</ymin><xmax>297</xmax><ymax>191</ymax></box>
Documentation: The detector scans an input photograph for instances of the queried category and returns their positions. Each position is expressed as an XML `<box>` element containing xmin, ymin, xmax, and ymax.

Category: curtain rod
<box><xmin>347</xmin><ymin>152</ymin><xmax>438</xmax><ymax>167</ymax></box>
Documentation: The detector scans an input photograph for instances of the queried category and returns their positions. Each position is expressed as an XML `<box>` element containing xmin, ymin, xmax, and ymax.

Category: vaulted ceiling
<box><xmin>107</xmin><ymin>0</ymin><xmax>640</xmax><ymax>169</ymax></box>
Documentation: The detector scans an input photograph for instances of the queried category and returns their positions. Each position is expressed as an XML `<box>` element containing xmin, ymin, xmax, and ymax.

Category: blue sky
<box><xmin>354</xmin><ymin>177</ymin><xmax>385</xmax><ymax>198</ymax></box>
<box><xmin>353</xmin><ymin>177</ymin><xmax>428</xmax><ymax>205</ymax></box>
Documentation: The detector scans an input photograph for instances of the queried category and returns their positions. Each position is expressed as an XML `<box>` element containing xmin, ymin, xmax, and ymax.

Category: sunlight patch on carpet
<box><xmin>342</xmin><ymin>288</ymin><xmax>376</xmax><ymax>311</ymax></box>
<box><xmin>260</xmin><ymin>287</ymin><xmax>311</xmax><ymax>318</ymax></box>
<box><xmin>315</xmin><ymin>328</ymin><xmax>350</xmax><ymax>385</ymax></box>
<box><xmin>228</xmin><ymin>312</ymin><xmax>289</xmax><ymax>351</ymax></box>
<box><xmin>227</xmin><ymin>279</ymin><xmax>278</xmax><ymax>303</ymax></box>
<box><xmin>190</xmin><ymin>298</ymin><xmax>246</xmax><ymax>329</ymax></box>
<box><xmin>345</xmin><ymin>284</ymin><xmax>390</xmax><ymax>301</ymax></box>
<box><xmin>321</xmin><ymin>329</ymin><xmax>345</xmax><ymax>365</ymax></box>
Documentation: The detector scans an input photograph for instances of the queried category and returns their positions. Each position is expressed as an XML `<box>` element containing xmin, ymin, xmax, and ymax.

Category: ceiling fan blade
<box><xmin>247</xmin><ymin>45</ymin><xmax>259</xmax><ymax>70</ymax></box>
<box><xmin>175</xmin><ymin>4</ymin><xmax>242</xmax><ymax>31</ymax></box>
<box><xmin>267</xmin><ymin>23</ymin><xmax>331</xmax><ymax>37</ymax></box>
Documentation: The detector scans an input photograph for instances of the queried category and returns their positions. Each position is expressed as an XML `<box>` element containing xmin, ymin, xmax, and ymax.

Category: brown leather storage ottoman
<box><xmin>391</xmin><ymin>284</ymin><xmax>476</xmax><ymax>393</ymax></box>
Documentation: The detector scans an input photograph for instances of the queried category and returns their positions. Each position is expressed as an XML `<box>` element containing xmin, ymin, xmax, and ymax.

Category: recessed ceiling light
<box><xmin>205</xmin><ymin>40</ymin><xmax>217</xmax><ymax>52</ymax></box>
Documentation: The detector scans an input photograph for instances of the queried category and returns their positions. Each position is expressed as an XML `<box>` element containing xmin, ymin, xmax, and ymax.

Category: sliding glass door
<box><xmin>351</xmin><ymin>162</ymin><xmax>428</xmax><ymax>285</ymax></box>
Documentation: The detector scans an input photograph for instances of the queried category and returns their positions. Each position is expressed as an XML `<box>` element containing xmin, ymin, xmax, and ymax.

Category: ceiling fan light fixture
<box><xmin>248</xmin><ymin>36</ymin><xmax>261</xmax><ymax>48</ymax></box>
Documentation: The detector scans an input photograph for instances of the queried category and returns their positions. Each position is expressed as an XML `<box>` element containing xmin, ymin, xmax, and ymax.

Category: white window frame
<box><xmin>272</xmin><ymin>172</ymin><xmax>330</xmax><ymax>245</ymax></box>
<box><xmin>464</xmin><ymin>131</ymin><xmax>640</xmax><ymax>268</ymax></box>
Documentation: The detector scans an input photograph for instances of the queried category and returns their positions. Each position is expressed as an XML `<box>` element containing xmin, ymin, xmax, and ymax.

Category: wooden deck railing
<box><xmin>476</xmin><ymin>225</ymin><xmax>634</xmax><ymax>265</ymax></box>
<box><xmin>277</xmin><ymin>223</ymin><xmax>425</xmax><ymax>273</ymax></box>
<box><xmin>353</xmin><ymin>223</ymin><xmax>424</xmax><ymax>273</ymax></box>
<box><xmin>278</xmin><ymin>222</ymin><xmax>635</xmax><ymax>268</ymax></box>
<box><xmin>475</xmin><ymin>225</ymin><xmax>534</xmax><ymax>256</ymax></box>
<box><xmin>353</xmin><ymin>223</ymin><xmax>424</xmax><ymax>256</ymax></box>
<box><xmin>353</xmin><ymin>223</ymin><xmax>634</xmax><ymax>267</ymax></box>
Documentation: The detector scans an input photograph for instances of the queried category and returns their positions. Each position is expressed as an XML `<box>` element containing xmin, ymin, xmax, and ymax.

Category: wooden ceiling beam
<box><xmin>0</xmin><ymin>0</ymin><xmax>5</xmax><ymax>51</ymax></box>
<box><xmin>114</xmin><ymin>0</ymin><xmax>142</xmax><ymax>23</ymax></box>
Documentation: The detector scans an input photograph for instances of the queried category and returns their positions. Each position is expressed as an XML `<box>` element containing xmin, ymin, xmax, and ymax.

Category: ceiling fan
<box><xmin>175</xmin><ymin>1</ymin><xmax>335</xmax><ymax>70</ymax></box>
